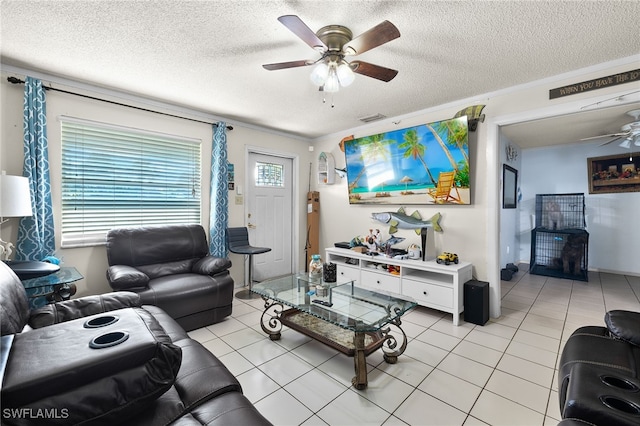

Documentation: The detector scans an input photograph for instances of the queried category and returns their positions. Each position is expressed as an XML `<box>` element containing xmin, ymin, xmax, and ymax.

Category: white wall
<box><xmin>3</xmin><ymin>55</ymin><xmax>639</xmax><ymax>316</ymax></box>
<box><xmin>519</xmin><ymin>141</ymin><xmax>640</xmax><ymax>275</ymax></box>
<box><xmin>312</xmin><ymin>56</ymin><xmax>640</xmax><ymax>318</ymax></box>
<box><xmin>499</xmin><ymin>135</ymin><xmax>522</xmax><ymax>268</ymax></box>
<box><xmin>0</xmin><ymin>73</ymin><xmax>311</xmax><ymax>297</ymax></box>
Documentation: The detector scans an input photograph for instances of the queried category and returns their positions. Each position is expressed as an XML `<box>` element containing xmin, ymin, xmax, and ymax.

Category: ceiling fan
<box><xmin>581</xmin><ymin>109</ymin><xmax>640</xmax><ymax>148</ymax></box>
<box><xmin>262</xmin><ymin>15</ymin><xmax>400</xmax><ymax>92</ymax></box>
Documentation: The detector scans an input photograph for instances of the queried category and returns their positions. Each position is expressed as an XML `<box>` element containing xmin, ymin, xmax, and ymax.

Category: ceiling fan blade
<box><xmin>581</xmin><ymin>132</ymin><xmax>629</xmax><ymax>142</ymax></box>
<box><xmin>598</xmin><ymin>136</ymin><xmax>623</xmax><ymax>146</ymax></box>
<box><xmin>343</xmin><ymin>21</ymin><xmax>400</xmax><ymax>56</ymax></box>
<box><xmin>262</xmin><ymin>60</ymin><xmax>313</xmax><ymax>71</ymax></box>
<box><xmin>350</xmin><ymin>60</ymin><xmax>398</xmax><ymax>82</ymax></box>
<box><xmin>278</xmin><ymin>15</ymin><xmax>327</xmax><ymax>51</ymax></box>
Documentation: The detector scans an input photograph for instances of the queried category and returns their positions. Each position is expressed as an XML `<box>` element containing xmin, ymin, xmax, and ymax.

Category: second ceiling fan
<box><xmin>582</xmin><ymin>109</ymin><xmax>640</xmax><ymax>149</ymax></box>
<box><xmin>263</xmin><ymin>15</ymin><xmax>400</xmax><ymax>92</ymax></box>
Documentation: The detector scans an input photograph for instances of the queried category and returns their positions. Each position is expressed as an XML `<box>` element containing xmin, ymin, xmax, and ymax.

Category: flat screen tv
<box><xmin>344</xmin><ymin>116</ymin><xmax>470</xmax><ymax>205</ymax></box>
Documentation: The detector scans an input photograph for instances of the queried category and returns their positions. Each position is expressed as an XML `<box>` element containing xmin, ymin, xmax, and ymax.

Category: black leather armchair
<box><xmin>558</xmin><ymin>310</ymin><xmax>640</xmax><ymax>425</ymax></box>
<box><xmin>106</xmin><ymin>224</ymin><xmax>234</xmax><ymax>331</ymax></box>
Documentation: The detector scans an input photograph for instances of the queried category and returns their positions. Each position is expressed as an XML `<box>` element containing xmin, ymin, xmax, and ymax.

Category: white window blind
<box><xmin>61</xmin><ymin>118</ymin><xmax>202</xmax><ymax>247</ymax></box>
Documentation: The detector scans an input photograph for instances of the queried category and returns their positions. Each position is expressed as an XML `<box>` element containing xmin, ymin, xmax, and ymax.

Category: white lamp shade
<box><xmin>324</xmin><ymin>70</ymin><xmax>340</xmax><ymax>93</ymax></box>
<box><xmin>336</xmin><ymin>62</ymin><xmax>355</xmax><ymax>87</ymax></box>
<box><xmin>310</xmin><ymin>62</ymin><xmax>329</xmax><ymax>86</ymax></box>
<box><xmin>0</xmin><ymin>174</ymin><xmax>32</xmax><ymax>218</ymax></box>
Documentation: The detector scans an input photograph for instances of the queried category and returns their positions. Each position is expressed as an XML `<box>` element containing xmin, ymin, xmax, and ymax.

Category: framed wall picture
<box><xmin>588</xmin><ymin>154</ymin><xmax>640</xmax><ymax>194</ymax></box>
<box><xmin>503</xmin><ymin>164</ymin><xmax>517</xmax><ymax>209</ymax></box>
<box><xmin>343</xmin><ymin>116</ymin><xmax>470</xmax><ymax>205</ymax></box>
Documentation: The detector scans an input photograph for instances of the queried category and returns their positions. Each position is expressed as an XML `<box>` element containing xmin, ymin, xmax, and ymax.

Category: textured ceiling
<box><xmin>1</xmin><ymin>0</ymin><xmax>639</xmax><ymax>144</ymax></box>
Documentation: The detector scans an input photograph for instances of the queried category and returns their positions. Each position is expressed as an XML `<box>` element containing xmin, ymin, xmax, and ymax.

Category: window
<box><xmin>255</xmin><ymin>162</ymin><xmax>284</xmax><ymax>187</ymax></box>
<box><xmin>61</xmin><ymin>117</ymin><xmax>201</xmax><ymax>247</ymax></box>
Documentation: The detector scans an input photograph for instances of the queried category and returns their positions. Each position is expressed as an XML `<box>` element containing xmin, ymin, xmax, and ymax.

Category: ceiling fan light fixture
<box><xmin>324</xmin><ymin>69</ymin><xmax>340</xmax><ymax>93</ymax></box>
<box><xmin>619</xmin><ymin>139</ymin><xmax>631</xmax><ymax>149</ymax></box>
<box><xmin>310</xmin><ymin>62</ymin><xmax>329</xmax><ymax>86</ymax></box>
<box><xmin>336</xmin><ymin>61</ymin><xmax>355</xmax><ymax>87</ymax></box>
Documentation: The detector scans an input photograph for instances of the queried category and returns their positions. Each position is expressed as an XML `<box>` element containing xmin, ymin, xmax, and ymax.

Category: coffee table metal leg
<box><xmin>352</xmin><ymin>330</ymin><xmax>368</xmax><ymax>390</ymax></box>
<box><xmin>259</xmin><ymin>297</ymin><xmax>284</xmax><ymax>341</ymax></box>
<box><xmin>381</xmin><ymin>317</ymin><xmax>409</xmax><ymax>364</ymax></box>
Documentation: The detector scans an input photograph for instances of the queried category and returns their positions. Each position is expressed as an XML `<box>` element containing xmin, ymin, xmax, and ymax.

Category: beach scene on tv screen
<box><xmin>344</xmin><ymin>116</ymin><xmax>470</xmax><ymax>205</ymax></box>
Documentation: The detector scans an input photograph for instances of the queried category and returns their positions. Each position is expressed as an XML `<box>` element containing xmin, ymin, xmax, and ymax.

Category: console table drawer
<box><xmin>336</xmin><ymin>264</ymin><xmax>359</xmax><ymax>284</ymax></box>
<box><xmin>360</xmin><ymin>270</ymin><xmax>401</xmax><ymax>293</ymax></box>
<box><xmin>403</xmin><ymin>279</ymin><xmax>453</xmax><ymax>308</ymax></box>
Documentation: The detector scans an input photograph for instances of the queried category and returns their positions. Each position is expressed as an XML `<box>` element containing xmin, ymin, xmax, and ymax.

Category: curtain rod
<box><xmin>7</xmin><ymin>76</ymin><xmax>233</xmax><ymax>130</ymax></box>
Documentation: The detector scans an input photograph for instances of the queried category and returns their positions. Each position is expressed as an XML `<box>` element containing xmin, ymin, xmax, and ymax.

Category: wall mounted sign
<box><xmin>549</xmin><ymin>69</ymin><xmax>640</xmax><ymax>99</ymax></box>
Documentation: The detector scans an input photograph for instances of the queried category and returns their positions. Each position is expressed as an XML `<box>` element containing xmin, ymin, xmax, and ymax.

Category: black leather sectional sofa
<box><xmin>558</xmin><ymin>310</ymin><xmax>640</xmax><ymax>426</ymax></box>
<box><xmin>0</xmin><ymin>261</ymin><xmax>272</xmax><ymax>425</ymax></box>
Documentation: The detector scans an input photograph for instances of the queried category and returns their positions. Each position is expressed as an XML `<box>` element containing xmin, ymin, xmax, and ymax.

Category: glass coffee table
<box><xmin>252</xmin><ymin>273</ymin><xmax>416</xmax><ymax>389</ymax></box>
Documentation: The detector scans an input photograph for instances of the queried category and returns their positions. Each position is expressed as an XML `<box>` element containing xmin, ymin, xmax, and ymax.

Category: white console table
<box><xmin>325</xmin><ymin>248</ymin><xmax>473</xmax><ymax>326</ymax></box>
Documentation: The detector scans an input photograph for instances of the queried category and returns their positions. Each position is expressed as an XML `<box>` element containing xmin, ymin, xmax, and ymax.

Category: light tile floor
<box><xmin>188</xmin><ymin>269</ymin><xmax>640</xmax><ymax>425</ymax></box>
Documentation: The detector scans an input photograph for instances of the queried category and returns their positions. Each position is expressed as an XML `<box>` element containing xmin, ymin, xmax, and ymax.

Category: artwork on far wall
<box><xmin>502</xmin><ymin>164</ymin><xmax>517</xmax><ymax>209</ymax></box>
<box><xmin>588</xmin><ymin>153</ymin><xmax>640</xmax><ymax>194</ymax></box>
<box><xmin>344</xmin><ymin>116</ymin><xmax>470</xmax><ymax>205</ymax></box>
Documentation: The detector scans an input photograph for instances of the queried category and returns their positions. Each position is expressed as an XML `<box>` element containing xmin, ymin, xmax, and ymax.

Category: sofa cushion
<box><xmin>192</xmin><ymin>256</ymin><xmax>233</xmax><ymax>276</ymax></box>
<box><xmin>106</xmin><ymin>264</ymin><xmax>150</xmax><ymax>290</ymax></box>
<box><xmin>137</xmin><ymin>258</ymin><xmax>199</xmax><ymax>280</ymax></box>
<box><xmin>135</xmin><ymin>273</ymin><xmax>232</xmax><ymax>321</ymax></box>
<box><xmin>169</xmin><ymin>391</ymin><xmax>273</xmax><ymax>426</ymax></box>
<box><xmin>126</xmin><ymin>329</ymin><xmax>247</xmax><ymax>425</ymax></box>
<box><xmin>142</xmin><ymin>304</ymin><xmax>190</xmax><ymax>342</ymax></box>
<box><xmin>1</xmin><ymin>307</ymin><xmax>181</xmax><ymax>425</ymax></box>
<box><xmin>605</xmin><ymin>310</ymin><xmax>640</xmax><ymax>347</ymax></box>
<box><xmin>0</xmin><ymin>262</ymin><xmax>30</xmax><ymax>336</ymax></box>
<box><xmin>106</xmin><ymin>224</ymin><xmax>209</xmax><ymax>268</ymax></box>
<box><xmin>28</xmin><ymin>291</ymin><xmax>142</xmax><ymax>328</ymax></box>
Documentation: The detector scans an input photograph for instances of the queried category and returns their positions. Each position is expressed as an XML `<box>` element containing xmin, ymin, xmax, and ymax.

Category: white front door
<box><xmin>247</xmin><ymin>152</ymin><xmax>294</xmax><ymax>281</ymax></box>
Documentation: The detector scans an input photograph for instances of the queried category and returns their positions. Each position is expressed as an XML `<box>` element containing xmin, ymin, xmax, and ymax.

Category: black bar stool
<box><xmin>226</xmin><ymin>227</ymin><xmax>271</xmax><ymax>300</ymax></box>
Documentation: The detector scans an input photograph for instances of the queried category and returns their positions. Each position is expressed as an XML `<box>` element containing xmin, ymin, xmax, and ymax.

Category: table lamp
<box><xmin>0</xmin><ymin>172</ymin><xmax>33</xmax><ymax>261</ymax></box>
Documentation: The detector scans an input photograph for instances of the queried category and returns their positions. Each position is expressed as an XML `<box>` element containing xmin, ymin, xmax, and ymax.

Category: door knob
<box><xmin>248</xmin><ymin>223</ymin><xmax>256</xmax><ymax>229</ymax></box>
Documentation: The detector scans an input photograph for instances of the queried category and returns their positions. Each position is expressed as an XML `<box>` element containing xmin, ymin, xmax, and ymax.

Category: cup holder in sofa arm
<box><xmin>600</xmin><ymin>395</ymin><xmax>640</xmax><ymax>415</ymax></box>
<box><xmin>84</xmin><ymin>315</ymin><xmax>119</xmax><ymax>328</ymax></box>
<box><xmin>601</xmin><ymin>375</ymin><xmax>640</xmax><ymax>392</ymax></box>
<box><xmin>89</xmin><ymin>331</ymin><xmax>129</xmax><ymax>349</ymax></box>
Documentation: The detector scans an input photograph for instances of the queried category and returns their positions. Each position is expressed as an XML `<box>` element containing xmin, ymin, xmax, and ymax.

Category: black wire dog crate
<box><xmin>535</xmin><ymin>193</ymin><xmax>586</xmax><ymax>230</ymax></box>
<box><xmin>529</xmin><ymin>228</ymin><xmax>589</xmax><ymax>281</ymax></box>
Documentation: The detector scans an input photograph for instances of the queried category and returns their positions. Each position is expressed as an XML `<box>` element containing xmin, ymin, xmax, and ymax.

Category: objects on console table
<box><xmin>308</xmin><ymin>254</ymin><xmax>323</xmax><ymax>283</ymax></box>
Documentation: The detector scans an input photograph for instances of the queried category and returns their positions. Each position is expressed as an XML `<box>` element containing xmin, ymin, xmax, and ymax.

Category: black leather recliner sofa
<box><xmin>105</xmin><ymin>224</ymin><xmax>233</xmax><ymax>331</ymax></box>
<box><xmin>558</xmin><ymin>310</ymin><xmax>640</xmax><ymax>426</ymax></box>
<box><xmin>0</xmin><ymin>261</ymin><xmax>272</xmax><ymax>425</ymax></box>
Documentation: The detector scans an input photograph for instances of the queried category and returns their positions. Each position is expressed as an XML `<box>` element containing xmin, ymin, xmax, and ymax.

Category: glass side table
<box><xmin>21</xmin><ymin>267</ymin><xmax>83</xmax><ymax>309</ymax></box>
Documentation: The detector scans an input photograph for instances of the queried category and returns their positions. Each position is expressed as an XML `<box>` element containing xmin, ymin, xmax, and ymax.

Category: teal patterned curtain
<box><xmin>209</xmin><ymin>122</ymin><xmax>229</xmax><ymax>258</ymax></box>
<box><xmin>16</xmin><ymin>77</ymin><xmax>55</xmax><ymax>260</ymax></box>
